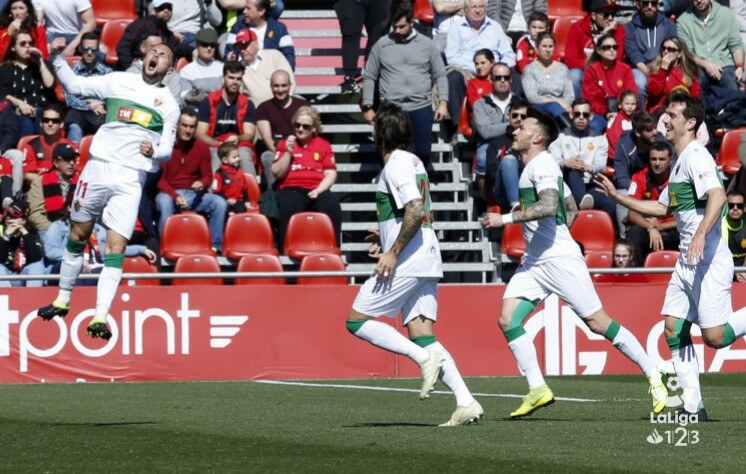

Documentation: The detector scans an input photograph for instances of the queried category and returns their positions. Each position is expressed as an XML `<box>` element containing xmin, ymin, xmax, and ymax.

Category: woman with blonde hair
<box><xmin>646</xmin><ymin>36</ymin><xmax>700</xmax><ymax>115</ymax></box>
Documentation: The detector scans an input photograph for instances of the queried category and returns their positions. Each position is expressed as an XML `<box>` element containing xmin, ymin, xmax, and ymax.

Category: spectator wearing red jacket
<box><xmin>606</xmin><ymin>90</ymin><xmax>637</xmax><ymax>160</ymax></box>
<box><xmin>20</xmin><ymin>104</ymin><xmax>75</xmax><ymax>187</ymax></box>
<box><xmin>564</xmin><ymin>0</ymin><xmax>625</xmax><ymax>99</ymax></box>
<box><xmin>0</xmin><ymin>0</ymin><xmax>47</xmax><ymax>61</ymax></box>
<box><xmin>212</xmin><ymin>142</ymin><xmax>252</xmax><ymax>214</ymax></box>
<box><xmin>645</xmin><ymin>36</ymin><xmax>701</xmax><ymax>115</ymax></box>
<box><xmin>514</xmin><ymin>11</ymin><xmax>553</xmax><ymax>73</ymax></box>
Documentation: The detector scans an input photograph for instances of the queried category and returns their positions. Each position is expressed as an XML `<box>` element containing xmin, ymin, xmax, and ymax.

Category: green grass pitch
<box><xmin>1</xmin><ymin>374</ymin><xmax>745</xmax><ymax>472</ymax></box>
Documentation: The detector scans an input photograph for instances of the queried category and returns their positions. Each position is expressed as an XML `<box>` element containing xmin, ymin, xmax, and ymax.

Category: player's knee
<box><xmin>497</xmin><ymin>312</ymin><xmax>511</xmax><ymax>331</ymax></box>
<box><xmin>701</xmin><ymin>331</ymin><xmax>724</xmax><ymax>349</ymax></box>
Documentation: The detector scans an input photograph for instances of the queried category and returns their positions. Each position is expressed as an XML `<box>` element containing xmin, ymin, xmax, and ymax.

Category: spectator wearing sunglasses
<box><xmin>723</xmin><ymin>190</ymin><xmax>746</xmax><ymax>280</ymax></box>
<box><xmin>564</xmin><ymin>0</ymin><xmax>626</xmax><ymax>100</ymax></box>
<box><xmin>62</xmin><ymin>32</ymin><xmax>111</xmax><ymax>145</ymax></box>
<box><xmin>271</xmin><ymin>106</ymin><xmax>340</xmax><ymax>252</ymax></box>
<box><xmin>0</xmin><ymin>0</ymin><xmax>48</xmax><ymax>61</ymax></box>
<box><xmin>180</xmin><ymin>28</ymin><xmax>224</xmax><ymax>107</ymax></box>
<box><xmin>19</xmin><ymin>103</ymin><xmax>75</xmax><ymax>187</ymax></box>
<box><xmin>227</xmin><ymin>0</ymin><xmax>295</xmax><ymax>70</ymax></box>
<box><xmin>624</xmin><ymin>0</ymin><xmax>676</xmax><ymax>106</ymax></box>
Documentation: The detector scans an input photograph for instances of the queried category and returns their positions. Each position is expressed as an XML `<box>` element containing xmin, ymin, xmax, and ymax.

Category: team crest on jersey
<box><xmin>741</xmin><ymin>238</ymin><xmax>746</xmax><ymax>249</ymax></box>
<box><xmin>154</xmin><ymin>97</ymin><xmax>164</xmax><ymax>107</ymax></box>
<box><xmin>73</xmin><ymin>199</ymin><xmax>81</xmax><ymax>212</ymax></box>
<box><xmin>588</xmin><ymin>143</ymin><xmax>595</xmax><ymax>151</ymax></box>
<box><xmin>617</xmin><ymin>79</ymin><xmax>624</xmax><ymax>88</ymax></box>
<box><xmin>313</xmin><ymin>152</ymin><xmax>320</xmax><ymax>161</ymax></box>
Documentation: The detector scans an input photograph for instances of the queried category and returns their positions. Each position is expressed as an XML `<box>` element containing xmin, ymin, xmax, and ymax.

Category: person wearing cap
<box><xmin>677</xmin><ymin>0</ymin><xmax>745</xmax><ymax>96</ymax></box>
<box><xmin>0</xmin><ymin>192</ymin><xmax>45</xmax><ymax>287</ymax></box>
<box><xmin>62</xmin><ymin>31</ymin><xmax>112</xmax><ymax>145</ymax></box>
<box><xmin>165</xmin><ymin>0</ymin><xmax>222</xmax><ymax>49</ymax></box>
<box><xmin>116</xmin><ymin>0</ymin><xmax>193</xmax><ymax>70</ymax></box>
<box><xmin>19</xmin><ymin>103</ymin><xmax>76</xmax><ymax>187</ymax></box>
<box><xmin>228</xmin><ymin>0</ymin><xmax>295</xmax><ymax>70</ymax></box>
<box><xmin>235</xmin><ymin>28</ymin><xmax>294</xmax><ymax>106</ymax></box>
<box><xmin>180</xmin><ymin>28</ymin><xmax>224</xmax><ymax>107</ymax></box>
<box><xmin>33</xmin><ymin>0</ymin><xmax>96</xmax><ymax>57</ymax></box>
<box><xmin>26</xmin><ymin>142</ymin><xmax>80</xmax><ymax>238</ymax></box>
<box><xmin>564</xmin><ymin>0</ymin><xmax>626</xmax><ymax>100</ymax></box>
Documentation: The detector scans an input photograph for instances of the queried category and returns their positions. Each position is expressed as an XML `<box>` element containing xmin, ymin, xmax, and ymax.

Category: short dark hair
<box><xmin>374</xmin><ymin>102</ymin><xmax>413</xmax><ymax>156</ymax></box>
<box><xmin>81</xmin><ymin>31</ymin><xmax>99</xmax><ymax>43</ymax></box>
<box><xmin>509</xmin><ymin>97</ymin><xmax>531</xmax><ymax>111</ymax></box>
<box><xmin>256</xmin><ymin>0</ymin><xmax>271</xmax><ymax>19</ymax></box>
<box><xmin>180</xmin><ymin>107</ymin><xmax>198</xmax><ymax>122</ymax></box>
<box><xmin>42</xmin><ymin>103</ymin><xmax>63</xmax><ymax>117</ymax></box>
<box><xmin>527</xmin><ymin>11</ymin><xmax>550</xmax><ymax>27</ymax></box>
<box><xmin>473</xmin><ymin>48</ymin><xmax>495</xmax><ymax>63</ymax></box>
<box><xmin>390</xmin><ymin>0</ymin><xmax>414</xmax><ymax>23</ymax></box>
<box><xmin>727</xmin><ymin>189</ymin><xmax>745</xmax><ymax>200</ymax></box>
<box><xmin>224</xmin><ymin>60</ymin><xmax>246</xmax><ymax>76</ymax></box>
<box><xmin>649</xmin><ymin>141</ymin><xmax>673</xmax><ymax>157</ymax></box>
<box><xmin>218</xmin><ymin>142</ymin><xmax>238</xmax><ymax>160</ymax></box>
<box><xmin>631</xmin><ymin>110</ymin><xmax>655</xmax><ymax>132</ymax></box>
<box><xmin>527</xmin><ymin>108</ymin><xmax>559</xmax><ymax>148</ymax></box>
<box><xmin>667</xmin><ymin>91</ymin><xmax>705</xmax><ymax>131</ymax></box>
<box><xmin>571</xmin><ymin>98</ymin><xmax>592</xmax><ymax>110</ymax></box>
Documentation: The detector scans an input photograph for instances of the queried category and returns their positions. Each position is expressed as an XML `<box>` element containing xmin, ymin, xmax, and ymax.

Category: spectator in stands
<box><xmin>472</xmin><ymin>62</ymin><xmax>514</xmax><ymax>195</ymax></box>
<box><xmin>486</xmin><ymin>0</ymin><xmax>548</xmax><ymax>46</ymax></box>
<box><xmin>466</xmin><ymin>49</ymin><xmax>494</xmax><ymax>112</ymax></box>
<box><xmin>724</xmin><ymin>190</ymin><xmax>746</xmax><ymax>281</ymax></box>
<box><xmin>624</xmin><ymin>0</ymin><xmax>676</xmax><ymax>106</ymax></box>
<box><xmin>167</xmin><ymin>0</ymin><xmax>223</xmax><ymax>49</ymax></box>
<box><xmin>156</xmin><ymin>108</ymin><xmax>227</xmax><ymax>253</ymax></box>
<box><xmin>271</xmin><ymin>106</ymin><xmax>341</xmax><ymax>252</ymax></box>
<box><xmin>565</xmin><ymin>0</ymin><xmax>625</xmax><ymax>99</ymax></box>
<box><xmin>0</xmin><ymin>30</ymin><xmax>55</xmax><ymax>137</ymax></box>
<box><xmin>595</xmin><ymin>239</ymin><xmax>649</xmax><ymax>282</ymax></box>
<box><xmin>180</xmin><ymin>28</ymin><xmax>224</xmax><ymax>108</ymax></box>
<box><xmin>0</xmin><ymin>98</ymin><xmax>22</xmax><ymax>196</ymax></box>
<box><xmin>646</xmin><ymin>36</ymin><xmax>700</xmax><ymax>115</ymax></box>
<box><xmin>126</xmin><ymin>34</ymin><xmax>182</xmax><ymax>102</ymax></box>
<box><xmin>33</xmin><ymin>0</ymin><xmax>95</xmax><ymax>57</ymax></box>
<box><xmin>116</xmin><ymin>0</ymin><xmax>193</xmax><ymax>71</ymax></box>
<box><xmin>20</xmin><ymin>104</ymin><xmax>75</xmax><ymax>187</ymax></box>
<box><xmin>581</xmin><ymin>33</ymin><xmax>637</xmax><ymax>133</ymax></box>
<box><xmin>0</xmin><ymin>0</ymin><xmax>47</xmax><ymax>61</ymax></box>
<box><xmin>431</xmin><ymin>0</ymin><xmax>464</xmax><ymax>53</ymax></box>
<box><xmin>235</xmin><ymin>28</ymin><xmax>294</xmax><ymax>106</ymax></box>
<box><xmin>514</xmin><ymin>11</ymin><xmax>551</xmax><ymax>73</ymax></box>
<box><xmin>229</xmin><ymin>0</ymin><xmax>295</xmax><ymax>70</ymax></box>
<box><xmin>333</xmin><ymin>0</ymin><xmax>390</xmax><ymax>95</ymax></box>
<box><xmin>26</xmin><ymin>142</ymin><xmax>78</xmax><ymax>239</ymax></box>
<box><xmin>63</xmin><ymin>32</ymin><xmax>112</xmax><ymax>145</ymax></box>
<box><xmin>196</xmin><ymin>60</ymin><xmax>258</xmax><ymax>175</ymax></box>
<box><xmin>444</xmin><ymin>0</ymin><xmax>515</xmax><ymax>131</ymax></box>
<box><xmin>0</xmin><ymin>192</ymin><xmax>45</xmax><ymax>287</ymax></box>
<box><xmin>362</xmin><ymin>1</ymin><xmax>448</xmax><ymax>177</ymax></box>
<box><xmin>549</xmin><ymin>98</ymin><xmax>616</xmax><ymax>219</ymax></box>
<box><xmin>521</xmin><ymin>31</ymin><xmax>574</xmax><ymax>126</ymax></box>
<box><xmin>733</xmin><ymin>0</ymin><xmax>746</xmax><ymax>53</ymax></box>
<box><xmin>257</xmin><ymin>69</ymin><xmax>308</xmax><ymax>188</ymax></box>
<box><xmin>606</xmin><ymin>89</ymin><xmax>637</xmax><ymax>160</ymax></box>
<box><xmin>677</xmin><ymin>0</ymin><xmax>745</xmax><ymax>96</ymax></box>
<box><xmin>486</xmin><ymin>97</ymin><xmax>528</xmax><ymax>209</ymax></box>
<box><xmin>212</xmin><ymin>142</ymin><xmax>252</xmax><ymax>214</ymax></box>
<box><xmin>626</xmin><ymin>141</ymin><xmax>678</xmax><ymax>266</ymax></box>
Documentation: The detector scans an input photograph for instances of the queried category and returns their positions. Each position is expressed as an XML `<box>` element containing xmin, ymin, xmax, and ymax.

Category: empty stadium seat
<box><xmin>91</xmin><ymin>0</ymin><xmax>137</xmax><ymax>25</ymax></box>
<box><xmin>501</xmin><ymin>223</ymin><xmax>526</xmax><ymax>259</ymax></box>
<box><xmin>414</xmin><ymin>0</ymin><xmax>434</xmax><ymax>25</ymax></box>
<box><xmin>297</xmin><ymin>253</ymin><xmax>347</xmax><ymax>285</ymax></box>
<box><xmin>717</xmin><ymin>129</ymin><xmax>745</xmax><ymax>176</ymax></box>
<box><xmin>175</xmin><ymin>57</ymin><xmax>190</xmax><ymax>72</ymax></box>
<box><xmin>160</xmin><ymin>214</ymin><xmax>214</xmax><ymax>261</ymax></box>
<box><xmin>77</xmin><ymin>135</ymin><xmax>94</xmax><ymax>172</ymax></box>
<box><xmin>122</xmin><ymin>256</ymin><xmax>160</xmax><ymax>286</ymax></box>
<box><xmin>223</xmin><ymin>213</ymin><xmax>279</xmax><ymax>260</ymax></box>
<box><xmin>244</xmin><ymin>172</ymin><xmax>261</xmax><ymax>211</ymax></box>
<box><xmin>585</xmin><ymin>251</ymin><xmax>612</xmax><ymax>282</ymax></box>
<box><xmin>172</xmin><ymin>255</ymin><xmax>222</xmax><ymax>286</ymax></box>
<box><xmin>552</xmin><ymin>16</ymin><xmax>580</xmax><ymax>61</ymax></box>
<box><xmin>101</xmin><ymin>19</ymin><xmax>133</xmax><ymax>66</ymax></box>
<box><xmin>547</xmin><ymin>0</ymin><xmax>584</xmax><ymax>21</ymax></box>
<box><xmin>235</xmin><ymin>254</ymin><xmax>286</xmax><ymax>285</ymax></box>
<box><xmin>17</xmin><ymin>134</ymin><xmax>38</xmax><ymax>152</ymax></box>
<box><xmin>284</xmin><ymin>212</ymin><xmax>341</xmax><ymax>259</ymax></box>
<box><xmin>644</xmin><ymin>250</ymin><xmax>679</xmax><ymax>283</ymax></box>
<box><xmin>570</xmin><ymin>210</ymin><xmax>615</xmax><ymax>254</ymax></box>
<box><xmin>457</xmin><ymin>98</ymin><xmax>473</xmax><ymax>139</ymax></box>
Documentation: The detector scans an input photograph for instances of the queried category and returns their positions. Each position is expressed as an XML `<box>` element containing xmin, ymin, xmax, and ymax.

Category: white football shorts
<box><xmin>352</xmin><ymin>275</ymin><xmax>439</xmax><ymax>325</ymax></box>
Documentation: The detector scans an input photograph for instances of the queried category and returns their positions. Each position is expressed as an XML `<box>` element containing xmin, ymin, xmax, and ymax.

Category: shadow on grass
<box><xmin>51</xmin><ymin>421</ymin><xmax>158</xmax><ymax>427</ymax></box>
<box><xmin>343</xmin><ymin>422</ymin><xmax>434</xmax><ymax>428</ymax></box>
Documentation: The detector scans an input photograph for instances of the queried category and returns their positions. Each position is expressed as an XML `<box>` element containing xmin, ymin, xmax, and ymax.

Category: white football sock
<box><xmin>611</xmin><ymin>325</ymin><xmax>656</xmax><ymax>378</ymax></box>
<box><xmin>353</xmin><ymin>320</ymin><xmax>429</xmax><ymax>365</ymax></box>
<box><xmin>93</xmin><ymin>266</ymin><xmax>122</xmax><ymax>323</ymax></box>
<box><xmin>428</xmin><ymin>341</ymin><xmax>475</xmax><ymax>407</ymax></box>
<box><xmin>672</xmin><ymin>344</ymin><xmax>703</xmax><ymax>413</ymax></box>
<box><xmin>57</xmin><ymin>247</ymin><xmax>83</xmax><ymax>303</ymax></box>
<box><xmin>508</xmin><ymin>333</ymin><xmax>545</xmax><ymax>389</ymax></box>
<box><xmin>727</xmin><ymin>306</ymin><xmax>746</xmax><ymax>339</ymax></box>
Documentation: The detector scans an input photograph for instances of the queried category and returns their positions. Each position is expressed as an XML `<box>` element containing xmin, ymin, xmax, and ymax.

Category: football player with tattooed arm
<box><xmin>345</xmin><ymin>102</ymin><xmax>482</xmax><ymax>427</ymax></box>
<box><xmin>483</xmin><ymin>109</ymin><xmax>667</xmax><ymax>419</ymax></box>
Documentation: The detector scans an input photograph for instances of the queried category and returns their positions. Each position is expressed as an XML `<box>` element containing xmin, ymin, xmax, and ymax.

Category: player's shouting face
<box><xmin>142</xmin><ymin>44</ymin><xmax>174</xmax><ymax>85</ymax></box>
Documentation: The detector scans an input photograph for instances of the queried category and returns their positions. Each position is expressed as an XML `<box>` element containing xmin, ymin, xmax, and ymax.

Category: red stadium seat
<box><xmin>172</xmin><ymin>255</ymin><xmax>222</xmax><ymax>286</ymax></box>
<box><xmin>284</xmin><ymin>212</ymin><xmax>341</xmax><ymax>259</ymax></box>
<box><xmin>457</xmin><ymin>98</ymin><xmax>473</xmax><ymax>139</ymax></box>
<box><xmin>17</xmin><ymin>134</ymin><xmax>38</xmax><ymax>152</ymax></box>
<box><xmin>77</xmin><ymin>135</ymin><xmax>94</xmax><ymax>172</ymax></box>
<box><xmin>90</xmin><ymin>0</ymin><xmax>138</xmax><ymax>26</ymax></box>
<box><xmin>244</xmin><ymin>172</ymin><xmax>261</xmax><ymax>212</ymax></box>
<box><xmin>501</xmin><ymin>223</ymin><xmax>526</xmax><ymax>259</ymax></box>
<box><xmin>552</xmin><ymin>16</ymin><xmax>580</xmax><ymax>62</ymax></box>
<box><xmin>122</xmin><ymin>256</ymin><xmax>160</xmax><ymax>286</ymax></box>
<box><xmin>223</xmin><ymin>213</ymin><xmax>279</xmax><ymax>260</ymax></box>
<box><xmin>644</xmin><ymin>250</ymin><xmax>679</xmax><ymax>283</ymax></box>
<box><xmin>235</xmin><ymin>254</ymin><xmax>286</xmax><ymax>285</ymax></box>
<box><xmin>717</xmin><ymin>129</ymin><xmax>745</xmax><ymax>176</ymax></box>
<box><xmin>297</xmin><ymin>253</ymin><xmax>347</xmax><ymax>285</ymax></box>
<box><xmin>101</xmin><ymin>19</ymin><xmax>133</xmax><ymax>66</ymax></box>
<box><xmin>414</xmin><ymin>0</ymin><xmax>434</xmax><ymax>25</ymax></box>
<box><xmin>570</xmin><ymin>210</ymin><xmax>615</xmax><ymax>255</ymax></box>
<box><xmin>547</xmin><ymin>0</ymin><xmax>584</xmax><ymax>21</ymax></box>
<box><xmin>175</xmin><ymin>57</ymin><xmax>190</xmax><ymax>72</ymax></box>
<box><xmin>160</xmin><ymin>214</ymin><xmax>215</xmax><ymax>261</ymax></box>
<box><xmin>585</xmin><ymin>251</ymin><xmax>612</xmax><ymax>282</ymax></box>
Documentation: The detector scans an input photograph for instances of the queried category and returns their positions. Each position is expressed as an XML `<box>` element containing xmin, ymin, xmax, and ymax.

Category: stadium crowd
<box><xmin>1</xmin><ymin>0</ymin><xmax>746</xmax><ymax>286</ymax></box>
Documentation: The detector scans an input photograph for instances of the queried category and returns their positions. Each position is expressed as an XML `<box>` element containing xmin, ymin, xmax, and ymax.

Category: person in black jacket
<box><xmin>115</xmin><ymin>0</ymin><xmax>193</xmax><ymax>71</ymax></box>
<box><xmin>0</xmin><ymin>193</ymin><xmax>46</xmax><ymax>287</ymax></box>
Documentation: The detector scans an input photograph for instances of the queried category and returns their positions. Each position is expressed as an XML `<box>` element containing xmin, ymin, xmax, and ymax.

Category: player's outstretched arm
<box><xmin>50</xmin><ymin>38</ymin><xmax>110</xmax><ymax>99</ymax></box>
<box><xmin>594</xmin><ymin>173</ymin><xmax>668</xmax><ymax>218</ymax></box>
<box><xmin>371</xmin><ymin>198</ymin><xmax>424</xmax><ymax>280</ymax></box>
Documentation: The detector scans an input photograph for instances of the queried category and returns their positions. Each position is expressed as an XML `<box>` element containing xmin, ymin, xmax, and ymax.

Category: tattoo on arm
<box><xmin>564</xmin><ymin>194</ymin><xmax>578</xmax><ymax>227</ymax></box>
<box><xmin>512</xmin><ymin>189</ymin><xmax>559</xmax><ymax>224</ymax></box>
<box><xmin>390</xmin><ymin>198</ymin><xmax>424</xmax><ymax>256</ymax></box>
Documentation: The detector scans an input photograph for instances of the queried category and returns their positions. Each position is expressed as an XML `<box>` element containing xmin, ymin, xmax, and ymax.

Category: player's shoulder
<box><xmin>385</xmin><ymin>149</ymin><xmax>420</xmax><ymax>172</ymax></box>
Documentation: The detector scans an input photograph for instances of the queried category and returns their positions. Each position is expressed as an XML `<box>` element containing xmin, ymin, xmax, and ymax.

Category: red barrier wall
<box><xmin>1</xmin><ymin>284</ymin><xmax>745</xmax><ymax>383</ymax></box>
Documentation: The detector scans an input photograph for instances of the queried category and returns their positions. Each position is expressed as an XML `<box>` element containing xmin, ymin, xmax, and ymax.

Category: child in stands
<box><xmin>212</xmin><ymin>142</ymin><xmax>251</xmax><ymax>214</ymax></box>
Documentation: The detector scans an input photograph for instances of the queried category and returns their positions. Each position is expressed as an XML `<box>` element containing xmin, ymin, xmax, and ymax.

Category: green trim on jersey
<box><xmin>376</xmin><ymin>173</ymin><xmax>434</xmax><ymax>228</ymax></box>
<box><xmin>104</xmin><ymin>98</ymin><xmax>165</xmax><ymax>133</ymax></box>
<box><xmin>667</xmin><ymin>182</ymin><xmax>706</xmax><ymax>212</ymax></box>
<box><xmin>518</xmin><ymin>177</ymin><xmax>566</xmax><ymax>225</ymax></box>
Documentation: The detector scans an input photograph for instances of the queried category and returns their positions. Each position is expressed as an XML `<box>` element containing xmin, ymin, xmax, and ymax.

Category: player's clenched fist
<box><xmin>50</xmin><ymin>37</ymin><xmax>67</xmax><ymax>55</ymax></box>
<box><xmin>482</xmin><ymin>212</ymin><xmax>505</xmax><ymax>228</ymax></box>
<box><xmin>140</xmin><ymin>140</ymin><xmax>154</xmax><ymax>158</ymax></box>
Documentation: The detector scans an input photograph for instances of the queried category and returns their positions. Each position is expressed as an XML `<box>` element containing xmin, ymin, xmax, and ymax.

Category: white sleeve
<box><xmin>688</xmin><ymin>153</ymin><xmax>722</xmax><ymax>199</ymax></box>
<box><xmin>533</xmin><ymin>160</ymin><xmax>561</xmax><ymax>194</ymax></box>
<box><xmin>152</xmin><ymin>102</ymin><xmax>180</xmax><ymax>163</ymax></box>
<box><xmin>387</xmin><ymin>159</ymin><xmax>422</xmax><ymax>210</ymax></box>
<box><xmin>658</xmin><ymin>185</ymin><xmax>670</xmax><ymax>208</ymax></box>
<box><xmin>53</xmin><ymin>55</ymin><xmax>112</xmax><ymax>99</ymax></box>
